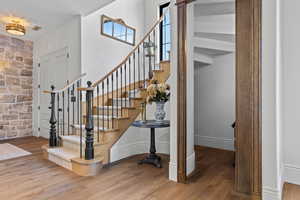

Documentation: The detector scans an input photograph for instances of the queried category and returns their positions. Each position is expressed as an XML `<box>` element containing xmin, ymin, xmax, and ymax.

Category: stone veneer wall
<box><xmin>0</xmin><ymin>34</ymin><xmax>33</xmax><ymax>139</ymax></box>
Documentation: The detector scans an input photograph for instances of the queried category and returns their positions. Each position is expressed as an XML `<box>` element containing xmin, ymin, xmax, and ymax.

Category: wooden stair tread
<box><xmin>61</xmin><ymin>135</ymin><xmax>105</xmax><ymax>145</ymax></box>
<box><xmin>153</xmin><ymin>69</ymin><xmax>164</xmax><ymax>73</ymax></box>
<box><xmin>112</xmin><ymin>97</ymin><xmax>144</xmax><ymax>100</ymax></box>
<box><xmin>92</xmin><ymin>115</ymin><xmax>129</xmax><ymax>120</ymax></box>
<box><xmin>47</xmin><ymin>147</ymin><xmax>78</xmax><ymax>161</ymax></box>
<box><xmin>83</xmin><ymin>115</ymin><xmax>129</xmax><ymax>120</ymax></box>
<box><xmin>71</xmin><ymin>124</ymin><xmax>118</xmax><ymax>132</ymax></box>
<box><xmin>94</xmin><ymin>106</ymin><xmax>136</xmax><ymax>110</ymax></box>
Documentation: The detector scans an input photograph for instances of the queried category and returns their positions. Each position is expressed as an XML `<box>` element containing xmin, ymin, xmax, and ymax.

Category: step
<box><xmin>43</xmin><ymin>145</ymin><xmax>103</xmax><ymax>176</ymax></box>
<box><xmin>194</xmin><ymin>52</ymin><xmax>214</xmax><ymax>65</ymax></box>
<box><xmin>111</xmin><ymin>98</ymin><xmax>132</xmax><ymax>107</ymax></box>
<box><xmin>82</xmin><ymin>115</ymin><xmax>128</xmax><ymax>129</ymax></box>
<box><xmin>47</xmin><ymin>147</ymin><xmax>78</xmax><ymax>170</ymax></box>
<box><xmin>152</xmin><ymin>69</ymin><xmax>164</xmax><ymax>73</ymax></box>
<box><xmin>110</xmin><ymin>97</ymin><xmax>143</xmax><ymax>107</ymax></box>
<box><xmin>60</xmin><ymin>135</ymin><xmax>105</xmax><ymax>156</ymax></box>
<box><xmin>91</xmin><ymin>115</ymin><xmax>129</xmax><ymax>120</ymax></box>
<box><xmin>72</xmin><ymin>122</ymin><xmax>119</xmax><ymax>134</ymax></box>
<box><xmin>61</xmin><ymin>135</ymin><xmax>107</xmax><ymax>146</ymax></box>
<box><xmin>93</xmin><ymin>105</ymin><xmax>136</xmax><ymax>117</ymax></box>
<box><xmin>194</xmin><ymin>1</ymin><xmax>235</xmax><ymax>17</ymax></box>
<box><xmin>71</xmin><ymin>124</ymin><xmax>117</xmax><ymax>132</ymax></box>
<box><xmin>193</xmin><ymin>37</ymin><xmax>235</xmax><ymax>53</ymax></box>
<box><xmin>127</xmin><ymin>89</ymin><xmax>142</xmax><ymax>98</ymax></box>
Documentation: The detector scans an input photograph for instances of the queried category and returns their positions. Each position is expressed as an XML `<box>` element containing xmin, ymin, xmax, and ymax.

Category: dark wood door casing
<box><xmin>235</xmin><ymin>0</ymin><xmax>262</xmax><ymax>196</ymax></box>
<box><xmin>176</xmin><ymin>0</ymin><xmax>188</xmax><ymax>183</ymax></box>
<box><xmin>176</xmin><ymin>0</ymin><xmax>262</xmax><ymax>197</ymax></box>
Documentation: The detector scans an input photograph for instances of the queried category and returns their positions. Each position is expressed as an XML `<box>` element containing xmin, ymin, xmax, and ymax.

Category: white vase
<box><xmin>155</xmin><ymin>102</ymin><xmax>166</xmax><ymax>121</ymax></box>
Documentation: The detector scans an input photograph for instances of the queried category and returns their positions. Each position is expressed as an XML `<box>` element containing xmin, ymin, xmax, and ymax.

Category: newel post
<box><xmin>49</xmin><ymin>85</ymin><xmax>57</xmax><ymax>147</ymax></box>
<box><xmin>85</xmin><ymin>81</ymin><xmax>94</xmax><ymax>160</ymax></box>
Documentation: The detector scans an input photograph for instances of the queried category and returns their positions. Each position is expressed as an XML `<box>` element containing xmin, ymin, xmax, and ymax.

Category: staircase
<box><xmin>42</xmin><ymin>13</ymin><xmax>171</xmax><ymax>176</ymax></box>
<box><xmin>193</xmin><ymin>0</ymin><xmax>235</xmax><ymax>65</ymax></box>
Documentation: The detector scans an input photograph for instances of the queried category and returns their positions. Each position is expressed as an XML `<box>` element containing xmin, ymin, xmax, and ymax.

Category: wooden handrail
<box><xmin>44</xmin><ymin>73</ymin><xmax>87</xmax><ymax>94</ymax></box>
<box><xmin>90</xmin><ymin>10</ymin><xmax>168</xmax><ymax>89</ymax></box>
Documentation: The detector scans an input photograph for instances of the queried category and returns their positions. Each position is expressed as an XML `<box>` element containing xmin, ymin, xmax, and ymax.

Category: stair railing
<box><xmin>76</xmin><ymin>12</ymin><xmax>168</xmax><ymax>160</ymax></box>
<box><xmin>45</xmin><ymin>7</ymin><xmax>169</xmax><ymax>161</ymax></box>
<box><xmin>44</xmin><ymin>73</ymin><xmax>86</xmax><ymax>148</ymax></box>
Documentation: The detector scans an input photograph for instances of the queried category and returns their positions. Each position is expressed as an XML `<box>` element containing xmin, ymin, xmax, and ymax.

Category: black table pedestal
<box><xmin>138</xmin><ymin>128</ymin><xmax>162</xmax><ymax>168</ymax></box>
<box><xmin>132</xmin><ymin>120</ymin><xmax>170</xmax><ymax>169</ymax></box>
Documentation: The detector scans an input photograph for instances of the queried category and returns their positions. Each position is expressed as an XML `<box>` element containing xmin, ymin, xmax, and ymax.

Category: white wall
<box><xmin>282</xmin><ymin>0</ymin><xmax>300</xmax><ymax>187</ymax></box>
<box><xmin>262</xmin><ymin>0</ymin><xmax>283</xmax><ymax>199</ymax></box>
<box><xmin>194</xmin><ymin>53</ymin><xmax>235</xmax><ymax>151</ymax></box>
<box><xmin>168</xmin><ymin>0</ymin><xmax>196</xmax><ymax>181</ymax></box>
<box><xmin>81</xmin><ymin>0</ymin><xmax>146</xmax><ymax>84</ymax></box>
<box><xmin>144</xmin><ymin>0</ymin><xmax>170</xmax><ymax>30</ymax></box>
<box><xmin>167</xmin><ymin>0</ymin><xmax>178</xmax><ymax>181</ymax></box>
<box><xmin>194</xmin><ymin>14</ymin><xmax>235</xmax><ymax>35</ymax></box>
<box><xmin>32</xmin><ymin>16</ymin><xmax>82</xmax><ymax>137</ymax></box>
<box><xmin>186</xmin><ymin>1</ymin><xmax>196</xmax><ymax>177</ymax></box>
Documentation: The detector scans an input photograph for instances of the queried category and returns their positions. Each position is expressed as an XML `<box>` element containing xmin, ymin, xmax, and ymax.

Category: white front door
<box><xmin>39</xmin><ymin>48</ymin><xmax>69</xmax><ymax>139</ymax></box>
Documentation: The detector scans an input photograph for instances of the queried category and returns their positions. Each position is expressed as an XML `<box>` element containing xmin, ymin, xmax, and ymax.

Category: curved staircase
<box><xmin>42</xmin><ymin>13</ymin><xmax>171</xmax><ymax>176</ymax></box>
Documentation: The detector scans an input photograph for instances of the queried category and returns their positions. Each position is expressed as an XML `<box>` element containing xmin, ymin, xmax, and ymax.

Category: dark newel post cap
<box><xmin>87</xmin><ymin>81</ymin><xmax>92</xmax><ymax>88</ymax></box>
<box><xmin>51</xmin><ymin>85</ymin><xmax>55</xmax><ymax>91</ymax></box>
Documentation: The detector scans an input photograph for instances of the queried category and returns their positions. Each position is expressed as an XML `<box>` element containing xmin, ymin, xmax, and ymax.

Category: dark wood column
<box><xmin>235</xmin><ymin>0</ymin><xmax>262</xmax><ymax>197</ymax></box>
<box><xmin>176</xmin><ymin>0</ymin><xmax>192</xmax><ymax>183</ymax></box>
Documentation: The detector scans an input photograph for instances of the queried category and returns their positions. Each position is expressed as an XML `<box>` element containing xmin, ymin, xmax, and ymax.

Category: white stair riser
<box><xmin>82</xmin><ymin>118</ymin><xmax>118</xmax><ymax>129</ymax></box>
<box><xmin>127</xmin><ymin>90</ymin><xmax>142</xmax><ymax>98</ymax></box>
<box><xmin>61</xmin><ymin>139</ymin><xmax>103</xmax><ymax>157</ymax></box>
<box><xmin>112</xmin><ymin>99</ymin><xmax>132</xmax><ymax>107</ymax></box>
<box><xmin>71</xmin><ymin>128</ymin><xmax>103</xmax><ymax>137</ymax></box>
<box><xmin>62</xmin><ymin>140</ymin><xmax>82</xmax><ymax>154</ymax></box>
<box><xmin>94</xmin><ymin>108</ymin><xmax>127</xmax><ymax>117</ymax></box>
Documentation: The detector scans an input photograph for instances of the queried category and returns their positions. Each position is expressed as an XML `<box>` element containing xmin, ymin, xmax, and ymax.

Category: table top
<box><xmin>132</xmin><ymin>120</ymin><xmax>170</xmax><ymax>128</ymax></box>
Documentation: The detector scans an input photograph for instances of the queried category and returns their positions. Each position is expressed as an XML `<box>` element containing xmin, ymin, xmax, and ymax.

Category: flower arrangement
<box><xmin>146</xmin><ymin>80</ymin><xmax>170</xmax><ymax>104</ymax></box>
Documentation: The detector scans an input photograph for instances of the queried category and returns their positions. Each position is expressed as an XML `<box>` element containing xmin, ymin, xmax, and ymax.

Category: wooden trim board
<box><xmin>176</xmin><ymin>0</ymin><xmax>262</xmax><ymax>198</ymax></box>
<box><xmin>176</xmin><ymin>0</ymin><xmax>188</xmax><ymax>183</ymax></box>
<box><xmin>235</xmin><ymin>0</ymin><xmax>262</xmax><ymax>197</ymax></box>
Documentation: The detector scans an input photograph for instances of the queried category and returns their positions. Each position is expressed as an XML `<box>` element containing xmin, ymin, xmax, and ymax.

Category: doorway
<box><xmin>38</xmin><ymin>48</ymin><xmax>69</xmax><ymax>138</ymax></box>
<box><xmin>176</xmin><ymin>0</ymin><xmax>262</xmax><ymax>198</ymax></box>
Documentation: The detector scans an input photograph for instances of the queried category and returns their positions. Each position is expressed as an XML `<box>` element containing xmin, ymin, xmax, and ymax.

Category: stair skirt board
<box><xmin>43</xmin><ymin>145</ymin><xmax>103</xmax><ymax>176</ymax></box>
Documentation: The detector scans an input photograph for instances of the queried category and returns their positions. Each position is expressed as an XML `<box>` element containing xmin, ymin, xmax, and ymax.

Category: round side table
<box><xmin>132</xmin><ymin>120</ymin><xmax>170</xmax><ymax>168</ymax></box>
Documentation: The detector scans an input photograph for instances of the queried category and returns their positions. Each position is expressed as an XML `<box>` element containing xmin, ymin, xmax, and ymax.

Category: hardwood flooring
<box><xmin>283</xmin><ymin>183</ymin><xmax>300</xmax><ymax>200</ymax></box>
<box><xmin>0</xmin><ymin>137</ymin><xmax>296</xmax><ymax>200</ymax></box>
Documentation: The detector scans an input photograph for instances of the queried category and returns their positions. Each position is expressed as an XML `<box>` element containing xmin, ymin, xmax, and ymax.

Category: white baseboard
<box><xmin>195</xmin><ymin>135</ymin><xmax>234</xmax><ymax>151</ymax></box>
<box><xmin>187</xmin><ymin>151</ymin><xmax>195</xmax><ymax>175</ymax></box>
<box><xmin>262</xmin><ymin>187</ymin><xmax>282</xmax><ymax>200</ymax></box>
<box><xmin>168</xmin><ymin>152</ymin><xmax>196</xmax><ymax>182</ymax></box>
<box><xmin>284</xmin><ymin>164</ymin><xmax>300</xmax><ymax>186</ymax></box>
<box><xmin>169</xmin><ymin>161</ymin><xmax>177</xmax><ymax>182</ymax></box>
<box><xmin>110</xmin><ymin>141</ymin><xmax>170</xmax><ymax>163</ymax></box>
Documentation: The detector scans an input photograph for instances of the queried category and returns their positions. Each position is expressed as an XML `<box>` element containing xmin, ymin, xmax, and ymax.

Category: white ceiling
<box><xmin>0</xmin><ymin>0</ymin><xmax>115</xmax><ymax>40</ymax></box>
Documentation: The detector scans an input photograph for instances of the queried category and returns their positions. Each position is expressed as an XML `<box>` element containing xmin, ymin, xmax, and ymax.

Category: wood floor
<box><xmin>0</xmin><ymin>137</ymin><xmax>297</xmax><ymax>200</ymax></box>
<box><xmin>283</xmin><ymin>183</ymin><xmax>300</xmax><ymax>200</ymax></box>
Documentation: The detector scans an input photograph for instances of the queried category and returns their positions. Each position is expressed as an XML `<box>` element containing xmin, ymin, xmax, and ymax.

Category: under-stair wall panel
<box><xmin>194</xmin><ymin>53</ymin><xmax>235</xmax><ymax>150</ymax></box>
